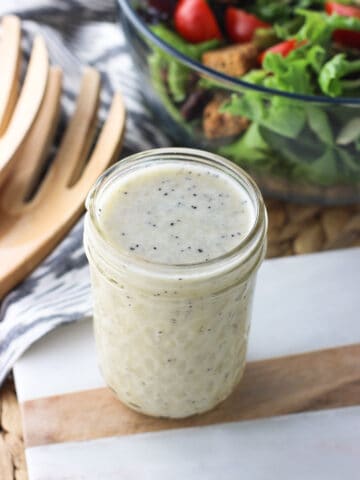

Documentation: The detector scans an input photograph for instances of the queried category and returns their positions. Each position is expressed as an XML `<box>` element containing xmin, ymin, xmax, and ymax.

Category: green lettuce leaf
<box><xmin>252</xmin><ymin>0</ymin><xmax>324</xmax><ymax>22</ymax></box>
<box><xmin>296</xmin><ymin>9</ymin><xmax>360</xmax><ymax>45</ymax></box>
<box><xmin>219</xmin><ymin>124</ymin><xmax>273</xmax><ymax>167</ymax></box>
<box><xmin>319</xmin><ymin>54</ymin><xmax>360</xmax><ymax>97</ymax></box>
<box><xmin>149</xmin><ymin>24</ymin><xmax>220</xmax><ymax>102</ymax></box>
<box><xmin>148</xmin><ymin>54</ymin><xmax>185</xmax><ymax>124</ymax></box>
<box><xmin>150</xmin><ymin>24</ymin><xmax>220</xmax><ymax>60</ymax></box>
<box><xmin>306</xmin><ymin>106</ymin><xmax>333</xmax><ymax>144</ymax></box>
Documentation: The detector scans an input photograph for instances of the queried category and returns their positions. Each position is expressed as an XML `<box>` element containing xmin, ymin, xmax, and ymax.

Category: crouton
<box><xmin>202</xmin><ymin>43</ymin><xmax>258</xmax><ymax>77</ymax></box>
<box><xmin>203</xmin><ymin>94</ymin><xmax>249</xmax><ymax>139</ymax></box>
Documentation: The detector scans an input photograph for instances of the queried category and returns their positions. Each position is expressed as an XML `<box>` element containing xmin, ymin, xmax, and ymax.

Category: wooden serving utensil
<box><xmin>0</xmin><ymin>16</ymin><xmax>49</xmax><ymax>187</ymax></box>
<box><xmin>0</xmin><ymin>19</ymin><xmax>126</xmax><ymax>299</ymax></box>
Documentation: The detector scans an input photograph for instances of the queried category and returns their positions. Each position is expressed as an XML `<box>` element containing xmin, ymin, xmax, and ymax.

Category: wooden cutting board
<box><xmin>13</xmin><ymin>248</ymin><xmax>360</xmax><ymax>479</ymax></box>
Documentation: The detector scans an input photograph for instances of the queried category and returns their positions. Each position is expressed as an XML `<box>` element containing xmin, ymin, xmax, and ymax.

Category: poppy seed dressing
<box><xmin>84</xmin><ymin>150</ymin><xmax>267</xmax><ymax>419</ymax></box>
<box><xmin>98</xmin><ymin>162</ymin><xmax>255</xmax><ymax>265</ymax></box>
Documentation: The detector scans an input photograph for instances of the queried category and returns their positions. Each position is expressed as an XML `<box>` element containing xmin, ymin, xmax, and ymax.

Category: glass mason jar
<box><xmin>84</xmin><ymin>148</ymin><xmax>267</xmax><ymax>418</ymax></box>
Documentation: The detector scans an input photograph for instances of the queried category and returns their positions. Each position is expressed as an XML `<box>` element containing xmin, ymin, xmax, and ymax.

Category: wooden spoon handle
<box><xmin>1</xmin><ymin>67</ymin><xmax>63</xmax><ymax>215</ymax></box>
<box><xmin>0</xmin><ymin>35</ymin><xmax>48</xmax><ymax>187</ymax></box>
<box><xmin>45</xmin><ymin>67</ymin><xmax>100</xmax><ymax>189</ymax></box>
<box><xmin>0</xmin><ymin>16</ymin><xmax>21</xmax><ymax>136</ymax></box>
<box><xmin>75</xmin><ymin>92</ymin><xmax>126</xmax><ymax>194</ymax></box>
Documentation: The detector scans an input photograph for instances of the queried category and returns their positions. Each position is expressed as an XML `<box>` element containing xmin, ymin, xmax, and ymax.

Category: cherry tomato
<box><xmin>325</xmin><ymin>2</ymin><xmax>360</xmax><ymax>18</ymax></box>
<box><xmin>325</xmin><ymin>2</ymin><xmax>360</xmax><ymax>48</ymax></box>
<box><xmin>174</xmin><ymin>0</ymin><xmax>222</xmax><ymax>43</ymax></box>
<box><xmin>259</xmin><ymin>39</ymin><xmax>301</xmax><ymax>64</ymax></box>
<box><xmin>225</xmin><ymin>7</ymin><xmax>270</xmax><ymax>43</ymax></box>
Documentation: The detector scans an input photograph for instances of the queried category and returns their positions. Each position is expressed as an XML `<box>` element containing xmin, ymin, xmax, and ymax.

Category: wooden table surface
<box><xmin>1</xmin><ymin>199</ymin><xmax>359</xmax><ymax>479</ymax></box>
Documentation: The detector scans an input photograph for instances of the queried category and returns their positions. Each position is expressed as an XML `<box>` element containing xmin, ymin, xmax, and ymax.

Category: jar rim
<box><xmin>85</xmin><ymin>148</ymin><xmax>267</xmax><ymax>281</ymax></box>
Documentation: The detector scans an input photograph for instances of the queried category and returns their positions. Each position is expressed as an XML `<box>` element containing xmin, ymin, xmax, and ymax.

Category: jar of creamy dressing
<box><xmin>84</xmin><ymin>148</ymin><xmax>267</xmax><ymax>418</ymax></box>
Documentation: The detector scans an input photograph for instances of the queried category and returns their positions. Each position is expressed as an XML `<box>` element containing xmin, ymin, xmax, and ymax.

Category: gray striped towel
<box><xmin>0</xmin><ymin>0</ymin><xmax>170</xmax><ymax>385</ymax></box>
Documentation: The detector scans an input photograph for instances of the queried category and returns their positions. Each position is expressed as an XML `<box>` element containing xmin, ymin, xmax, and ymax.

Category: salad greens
<box><xmin>150</xmin><ymin>24</ymin><xmax>219</xmax><ymax>103</ymax></box>
<box><xmin>319</xmin><ymin>54</ymin><xmax>360</xmax><ymax>96</ymax></box>
<box><xmin>252</xmin><ymin>0</ymin><xmax>327</xmax><ymax>22</ymax></box>
<box><xmin>295</xmin><ymin>8</ymin><xmax>360</xmax><ymax>43</ymax></box>
<box><xmin>145</xmin><ymin>1</ymin><xmax>360</xmax><ymax>191</ymax></box>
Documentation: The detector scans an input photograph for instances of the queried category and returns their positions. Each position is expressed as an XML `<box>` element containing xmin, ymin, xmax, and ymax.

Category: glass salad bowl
<box><xmin>117</xmin><ymin>0</ymin><xmax>360</xmax><ymax>204</ymax></box>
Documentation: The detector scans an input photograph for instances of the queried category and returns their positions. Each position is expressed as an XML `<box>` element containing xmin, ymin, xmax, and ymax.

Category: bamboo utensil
<box><xmin>0</xmin><ymin>16</ymin><xmax>126</xmax><ymax>298</ymax></box>
<box><xmin>0</xmin><ymin>16</ymin><xmax>49</xmax><ymax>187</ymax></box>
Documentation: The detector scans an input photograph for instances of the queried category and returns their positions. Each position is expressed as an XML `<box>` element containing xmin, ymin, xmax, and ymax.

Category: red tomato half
<box><xmin>174</xmin><ymin>0</ymin><xmax>222</xmax><ymax>43</ymax></box>
<box><xmin>325</xmin><ymin>2</ymin><xmax>360</xmax><ymax>48</ymax></box>
<box><xmin>258</xmin><ymin>39</ymin><xmax>299</xmax><ymax>64</ymax></box>
<box><xmin>225</xmin><ymin>7</ymin><xmax>271</xmax><ymax>43</ymax></box>
<box><xmin>325</xmin><ymin>2</ymin><xmax>360</xmax><ymax>18</ymax></box>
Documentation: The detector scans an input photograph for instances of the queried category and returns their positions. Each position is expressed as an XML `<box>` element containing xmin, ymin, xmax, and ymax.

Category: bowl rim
<box><xmin>117</xmin><ymin>0</ymin><xmax>360</xmax><ymax>105</ymax></box>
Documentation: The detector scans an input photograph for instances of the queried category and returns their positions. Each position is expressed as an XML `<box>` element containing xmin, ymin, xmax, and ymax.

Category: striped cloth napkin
<box><xmin>0</xmin><ymin>0</ymin><xmax>169</xmax><ymax>384</ymax></box>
